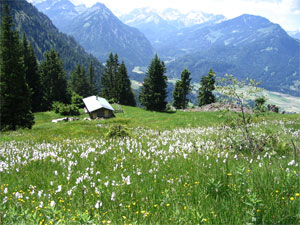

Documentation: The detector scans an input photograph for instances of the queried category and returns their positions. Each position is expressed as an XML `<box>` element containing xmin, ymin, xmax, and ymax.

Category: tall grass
<box><xmin>0</xmin><ymin>108</ymin><xmax>299</xmax><ymax>224</ymax></box>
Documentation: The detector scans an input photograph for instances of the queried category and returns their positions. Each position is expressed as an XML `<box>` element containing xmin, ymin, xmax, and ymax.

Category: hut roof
<box><xmin>83</xmin><ymin>96</ymin><xmax>114</xmax><ymax>112</ymax></box>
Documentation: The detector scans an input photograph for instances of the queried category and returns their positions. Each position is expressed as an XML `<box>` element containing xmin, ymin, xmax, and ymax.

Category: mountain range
<box><xmin>35</xmin><ymin>0</ymin><xmax>154</xmax><ymax>69</ymax></box>
<box><xmin>1</xmin><ymin>0</ymin><xmax>105</xmax><ymax>82</ymax></box>
<box><xmin>163</xmin><ymin>15</ymin><xmax>300</xmax><ymax>96</ymax></box>
<box><xmin>120</xmin><ymin>9</ymin><xmax>300</xmax><ymax>96</ymax></box>
<box><xmin>119</xmin><ymin>8</ymin><xmax>225</xmax><ymax>47</ymax></box>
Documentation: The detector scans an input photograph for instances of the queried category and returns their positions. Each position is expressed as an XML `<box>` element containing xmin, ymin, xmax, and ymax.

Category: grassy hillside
<box><xmin>0</xmin><ymin>107</ymin><xmax>299</xmax><ymax>224</ymax></box>
<box><xmin>2</xmin><ymin>106</ymin><xmax>299</xmax><ymax>142</ymax></box>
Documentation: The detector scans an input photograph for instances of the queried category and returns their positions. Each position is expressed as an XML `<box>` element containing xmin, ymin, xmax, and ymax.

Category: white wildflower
<box><xmin>50</xmin><ymin>200</ymin><xmax>55</xmax><ymax>207</ymax></box>
<box><xmin>56</xmin><ymin>185</ymin><xmax>62</xmax><ymax>193</ymax></box>
<box><xmin>111</xmin><ymin>192</ymin><xmax>116</xmax><ymax>201</ymax></box>
<box><xmin>95</xmin><ymin>201</ymin><xmax>102</xmax><ymax>209</ymax></box>
<box><xmin>38</xmin><ymin>190</ymin><xmax>43</xmax><ymax>198</ymax></box>
<box><xmin>288</xmin><ymin>160</ymin><xmax>295</xmax><ymax>166</ymax></box>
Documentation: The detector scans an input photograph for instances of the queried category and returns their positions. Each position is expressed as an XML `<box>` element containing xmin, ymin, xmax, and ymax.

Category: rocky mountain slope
<box><xmin>35</xmin><ymin>0</ymin><xmax>154</xmax><ymax>69</ymax></box>
<box><xmin>34</xmin><ymin>0</ymin><xmax>80</xmax><ymax>30</ymax></box>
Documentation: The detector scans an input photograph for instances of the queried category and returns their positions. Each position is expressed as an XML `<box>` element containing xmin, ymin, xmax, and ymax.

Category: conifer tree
<box><xmin>39</xmin><ymin>49</ymin><xmax>70</xmax><ymax>110</ymax></box>
<box><xmin>116</xmin><ymin>61</ymin><xmax>136</xmax><ymax>106</ymax></box>
<box><xmin>173</xmin><ymin>80</ymin><xmax>183</xmax><ymax>109</ymax></box>
<box><xmin>198</xmin><ymin>68</ymin><xmax>216</xmax><ymax>106</ymax></box>
<box><xmin>0</xmin><ymin>4</ymin><xmax>34</xmax><ymax>130</ymax></box>
<box><xmin>88</xmin><ymin>61</ymin><xmax>98</xmax><ymax>95</ymax></box>
<box><xmin>139</xmin><ymin>54</ymin><xmax>168</xmax><ymax>111</ymax></box>
<box><xmin>100</xmin><ymin>52</ymin><xmax>119</xmax><ymax>101</ymax></box>
<box><xmin>70</xmin><ymin>64</ymin><xmax>90</xmax><ymax>98</ymax></box>
<box><xmin>173</xmin><ymin>68</ymin><xmax>192</xmax><ymax>109</ymax></box>
<box><xmin>22</xmin><ymin>33</ymin><xmax>42</xmax><ymax>112</ymax></box>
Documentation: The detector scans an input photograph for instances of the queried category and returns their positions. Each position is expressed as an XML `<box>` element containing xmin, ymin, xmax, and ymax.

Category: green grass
<box><xmin>2</xmin><ymin>106</ymin><xmax>298</xmax><ymax>143</ymax></box>
<box><xmin>0</xmin><ymin>107</ymin><xmax>300</xmax><ymax>224</ymax></box>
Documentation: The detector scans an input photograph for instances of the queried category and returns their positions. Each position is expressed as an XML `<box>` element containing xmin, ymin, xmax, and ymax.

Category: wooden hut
<box><xmin>83</xmin><ymin>96</ymin><xmax>115</xmax><ymax>119</ymax></box>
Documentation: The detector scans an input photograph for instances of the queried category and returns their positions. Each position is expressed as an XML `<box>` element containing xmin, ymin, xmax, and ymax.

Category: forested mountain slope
<box><xmin>0</xmin><ymin>0</ymin><xmax>104</xmax><ymax>78</ymax></box>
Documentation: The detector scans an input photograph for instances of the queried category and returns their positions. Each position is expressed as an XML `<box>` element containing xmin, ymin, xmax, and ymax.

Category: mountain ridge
<box><xmin>163</xmin><ymin>14</ymin><xmax>300</xmax><ymax>96</ymax></box>
<box><xmin>35</xmin><ymin>0</ymin><xmax>155</xmax><ymax>69</ymax></box>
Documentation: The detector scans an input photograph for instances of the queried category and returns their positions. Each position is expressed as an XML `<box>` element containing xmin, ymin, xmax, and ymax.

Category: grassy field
<box><xmin>0</xmin><ymin>106</ymin><xmax>300</xmax><ymax>224</ymax></box>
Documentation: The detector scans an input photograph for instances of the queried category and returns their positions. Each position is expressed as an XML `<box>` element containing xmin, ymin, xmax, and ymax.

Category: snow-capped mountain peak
<box><xmin>120</xmin><ymin>8</ymin><xmax>226</xmax><ymax>29</ymax></box>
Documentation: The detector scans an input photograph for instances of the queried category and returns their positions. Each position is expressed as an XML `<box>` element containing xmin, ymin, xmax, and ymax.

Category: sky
<box><xmin>30</xmin><ymin>0</ymin><xmax>300</xmax><ymax>31</ymax></box>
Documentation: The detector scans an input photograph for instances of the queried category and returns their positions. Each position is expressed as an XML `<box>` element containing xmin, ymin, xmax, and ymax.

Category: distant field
<box><xmin>261</xmin><ymin>90</ymin><xmax>300</xmax><ymax>113</ymax></box>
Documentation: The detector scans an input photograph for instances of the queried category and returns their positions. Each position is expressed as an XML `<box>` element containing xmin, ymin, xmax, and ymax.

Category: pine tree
<box><xmin>139</xmin><ymin>54</ymin><xmax>168</xmax><ymax>111</ymax></box>
<box><xmin>173</xmin><ymin>69</ymin><xmax>192</xmax><ymax>109</ymax></box>
<box><xmin>39</xmin><ymin>49</ymin><xmax>70</xmax><ymax>110</ymax></box>
<box><xmin>88</xmin><ymin>61</ymin><xmax>98</xmax><ymax>96</ymax></box>
<box><xmin>70</xmin><ymin>64</ymin><xmax>90</xmax><ymax>98</ymax></box>
<box><xmin>116</xmin><ymin>61</ymin><xmax>136</xmax><ymax>106</ymax></box>
<box><xmin>173</xmin><ymin>80</ymin><xmax>183</xmax><ymax>109</ymax></box>
<box><xmin>0</xmin><ymin>4</ymin><xmax>34</xmax><ymax>130</ymax></box>
<box><xmin>198</xmin><ymin>68</ymin><xmax>216</xmax><ymax>106</ymax></box>
<box><xmin>22</xmin><ymin>33</ymin><xmax>43</xmax><ymax>112</ymax></box>
<box><xmin>100</xmin><ymin>52</ymin><xmax>119</xmax><ymax>101</ymax></box>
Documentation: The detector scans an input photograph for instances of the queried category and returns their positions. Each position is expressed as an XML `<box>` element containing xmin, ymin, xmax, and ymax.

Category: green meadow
<box><xmin>0</xmin><ymin>106</ymin><xmax>299</xmax><ymax>224</ymax></box>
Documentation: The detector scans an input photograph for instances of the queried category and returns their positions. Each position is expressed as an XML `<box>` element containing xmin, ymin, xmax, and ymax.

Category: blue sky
<box><xmin>30</xmin><ymin>0</ymin><xmax>300</xmax><ymax>31</ymax></box>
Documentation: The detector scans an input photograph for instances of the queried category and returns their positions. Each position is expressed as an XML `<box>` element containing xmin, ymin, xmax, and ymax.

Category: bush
<box><xmin>59</xmin><ymin>104</ymin><xmax>80</xmax><ymax>116</ymax></box>
<box><xmin>52</xmin><ymin>101</ymin><xmax>80</xmax><ymax>116</ymax></box>
<box><xmin>72</xmin><ymin>92</ymin><xmax>84</xmax><ymax>108</ymax></box>
<box><xmin>105</xmin><ymin>124</ymin><xmax>131</xmax><ymax>138</ymax></box>
<box><xmin>254</xmin><ymin>96</ymin><xmax>266</xmax><ymax>112</ymax></box>
<box><xmin>165</xmin><ymin>103</ymin><xmax>176</xmax><ymax>113</ymax></box>
<box><xmin>52</xmin><ymin>101</ymin><xmax>63</xmax><ymax>114</ymax></box>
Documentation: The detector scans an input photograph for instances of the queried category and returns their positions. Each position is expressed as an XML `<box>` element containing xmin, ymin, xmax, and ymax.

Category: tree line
<box><xmin>138</xmin><ymin>54</ymin><xmax>216</xmax><ymax>111</ymax></box>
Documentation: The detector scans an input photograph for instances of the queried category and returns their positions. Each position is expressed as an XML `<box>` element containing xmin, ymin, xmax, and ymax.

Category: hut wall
<box><xmin>91</xmin><ymin>109</ymin><xmax>114</xmax><ymax>119</ymax></box>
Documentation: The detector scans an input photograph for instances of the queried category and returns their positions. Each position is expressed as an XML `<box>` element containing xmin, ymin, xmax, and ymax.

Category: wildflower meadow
<box><xmin>0</xmin><ymin>107</ymin><xmax>299</xmax><ymax>224</ymax></box>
